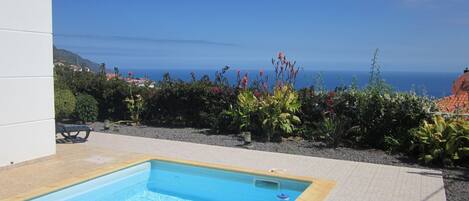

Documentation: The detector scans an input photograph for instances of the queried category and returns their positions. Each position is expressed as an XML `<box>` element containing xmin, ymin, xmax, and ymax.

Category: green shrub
<box><xmin>213</xmin><ymin>109</ymin><xmax>241</xmax><ymax>134</ymax></box>
<box><xmin>298</xmin><ymin>88</ymin><xmax>435</xmax><ymax>150</ymax></box>
<box><xmin>54</xmin><ymin>65</ymin><xmax>133</xmax><ymax>121</ymax></box>
<box><xmin>298</xmin><ymin>89</ymin><xmax>362</xmax><ymax>140</ymax></box>
<box><xmin>75</xmin><ymin>93</ymin><xmax>99</xmax><ymax>123</ymax></box>
<box><xmin>312</xmin><ymin>117</ymin><xmax>339</xmax><ymax>147</ymax></box>
<box><xmin>356</xmin><ymin>91</ymin><xmax>436</xmax><ymax>150</ymax></box>
<box><xmin>411</xmin><ymin>115</ymin><xmax>469</xmax><ymax>166</ymax></box>
<box><xmin>260</xmin><ymin>85</ymin><xmax>301</xmax><ymax>141</ymax></box>
<box><xmin>143</xmin><ymin>74</ymin><xmax>236</xmax><ymax>128</ymax></box>
<box><xmin>298</xmin><ymin>89</ymin><xmax>328</xmax><ymax>126</ymax></box>
<box><xmin>100</xmin><ymin>79</ymin><xmax>132</xmax><ymax>121</ymax></box>
<box><xmin>54</xmin><ymin>89</ymin><xmax>76</xmax><ymax>120</ymax></box>
<box><xmin>311</xmin><ymin>115</ymin><xmax>358</xmax><ymax>148</ymax></box>
<box><xmin>226</xmin><ymin>90</ymin><xmax>260</xmax><ymax>132</ymax></box>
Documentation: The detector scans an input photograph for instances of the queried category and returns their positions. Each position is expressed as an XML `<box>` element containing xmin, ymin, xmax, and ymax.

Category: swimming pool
<box><xmin>26</xmin><ymin>158</ymin><xmax>333</xmax><ymax>201</ymax></box>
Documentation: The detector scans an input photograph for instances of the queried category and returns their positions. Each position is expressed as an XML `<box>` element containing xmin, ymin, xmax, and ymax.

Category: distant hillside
<box><xmin>53</xmin><ymin>46</ymin><xmax>100</xmax><ymax>72</ymax></box>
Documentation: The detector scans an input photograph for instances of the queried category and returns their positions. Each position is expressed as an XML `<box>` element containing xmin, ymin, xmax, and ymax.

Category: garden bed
<box><xmin>90</xmin><ymin>122</ymin><xmax>468</xmax><ymax>201</ymax></box>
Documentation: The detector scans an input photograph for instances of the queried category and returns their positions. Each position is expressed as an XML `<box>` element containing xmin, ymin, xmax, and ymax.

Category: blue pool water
<box><xmin>30</xmin><ymin>160</ymin><xmax>310</xmax><ymax>201</ymax></box>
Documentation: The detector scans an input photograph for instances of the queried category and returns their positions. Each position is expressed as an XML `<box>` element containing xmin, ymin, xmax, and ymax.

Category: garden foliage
<box><xmin>54</xmin><ymin>89</ymin><xmax>76</xmax><ymax>120</ymax></box>
<box><xmin>75</xmin><ymin>93</ymin><xmax>99</xmax><ymax>123</ymax></box>
<box><xmin>143</xmin><ymin>73</ymin><xmax>236</xmax><ymax>128</ymax></box>
<box><xmin>53</xmin><ymin>52</ymin><xmax>467</xmax><ymax>166</ymax></box>
<box><xmin>298</xmin><ymin>81</ymin><xmax>435</xmax><ymax>150</ymax></box>
<box><xmin>259</xmin><ymin>85</ymin><xmax>301</xmax><ymax>141</ymax></box>
<box><xmin>411</xmin><ymin>115</ymin><xmax>469</xmax><ymax>166</ymax></box>
<box><xmin>225</xmin><ymin>90</ymin><xmax>259</xmax><ymax>132</ymax></box>
<box><xmin>125</xmin><ymin>94</ymin><xmax>144</xmax><ymax>125</ymax></box>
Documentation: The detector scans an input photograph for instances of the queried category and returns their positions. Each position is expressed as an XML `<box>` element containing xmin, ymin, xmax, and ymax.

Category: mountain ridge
<box><xmin>53</xmin><ymin>46</ymin><xmax>100</xmax><ymax>72</ymax></box>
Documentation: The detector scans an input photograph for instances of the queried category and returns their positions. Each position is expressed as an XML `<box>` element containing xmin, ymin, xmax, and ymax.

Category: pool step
<box><xmin>253</xmin><ymin>178</ymin><xmax>280</xmax><ymax>190</ymax></box>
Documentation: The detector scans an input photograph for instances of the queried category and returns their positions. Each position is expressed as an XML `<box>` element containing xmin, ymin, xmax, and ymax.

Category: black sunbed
<box><xmin>55</xmin><ymin>123</ymin><xmax>93</xmax><ymax>140</ymax></box>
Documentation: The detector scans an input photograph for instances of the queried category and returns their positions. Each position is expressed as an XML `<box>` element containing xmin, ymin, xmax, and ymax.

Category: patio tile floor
<box><xmin>0</xmin><ymin>132</ymin><xmax>446</xmax><ymax>201</ymax></box>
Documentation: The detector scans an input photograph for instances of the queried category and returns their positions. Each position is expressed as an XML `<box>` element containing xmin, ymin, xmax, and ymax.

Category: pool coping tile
<box><xmin>5</xmin><ymin>155</ymin><xmax>335</xmax><ymax>201</ymax></box>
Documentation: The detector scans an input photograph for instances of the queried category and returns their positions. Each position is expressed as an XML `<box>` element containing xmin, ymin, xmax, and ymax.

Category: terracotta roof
<box><xmin>437</xmin><ymin>92</ymin><xmax>469</xmax><ymax>113</ymax></box>
<box><xmin>436</xmin><ymin>71</ymin><xmax>469</xmax><ymax>113</ymax></box>
<box><xmin>452</xmin><ymin>72</ymin><xmax>469</xmax><ymax>94</ymax></box>
<box><xmin>106</xmin><ymin>73</ymin><xmax>118</xmax><ymax>80</ymax></box>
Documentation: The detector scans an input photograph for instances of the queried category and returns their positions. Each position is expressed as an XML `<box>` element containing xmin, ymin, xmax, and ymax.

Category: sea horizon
<box><xmin>121</xmin><ymin>68</ymin><xmax>460</xmax><ymax>98</ymax></box>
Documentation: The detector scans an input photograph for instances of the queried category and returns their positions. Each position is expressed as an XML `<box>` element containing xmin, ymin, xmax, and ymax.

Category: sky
<box><xmin>53</xmin><ymin>0</ymin><xmax>469</xmax><ymax>72</ymax></box>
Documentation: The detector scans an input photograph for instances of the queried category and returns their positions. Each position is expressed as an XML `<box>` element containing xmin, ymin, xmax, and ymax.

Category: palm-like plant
<box><xmin>412</xmin><ymin>115</ymin><xmax>469</xmax><ymax>165</ymax></box>
<box><xmin>224</xmin><ymin>90</ymin><xmax>259</xmax><ymax>145</ymax></box>
<box><xmin>236</xmin><ymin>90</ymin><xmax>259</xmax><ymax>132</ymax></box>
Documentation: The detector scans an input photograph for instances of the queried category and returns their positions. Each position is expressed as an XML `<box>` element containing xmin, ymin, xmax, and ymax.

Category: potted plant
<box><xmin>228</xmin><ymin>90</ymin><xmax>259</xmax><ymax>148</ymax></box>
<box><xmin>103</xmin><ymin>119</ymin><xmax>111</xmax><ymax>130</ymax></box>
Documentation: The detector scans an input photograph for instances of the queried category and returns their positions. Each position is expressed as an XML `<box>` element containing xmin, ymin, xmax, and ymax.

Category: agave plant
<box><xmin>412</xmin><ymin>115</ymin><xmax>469</xmax><ymax>165</ymax></box>
<box><xmin>312</xmin><ymin>115</ymin><xmax>358</xmax><ymax>148</ymax></box>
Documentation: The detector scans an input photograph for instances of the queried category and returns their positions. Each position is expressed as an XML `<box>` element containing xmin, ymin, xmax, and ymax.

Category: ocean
<box><xmin>123</xmin><ymin>68</ymin><xmax>459</xmax><ymax>98</ymax></box>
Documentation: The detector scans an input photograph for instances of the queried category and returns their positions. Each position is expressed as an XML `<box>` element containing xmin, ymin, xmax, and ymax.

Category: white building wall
<box><xmin>0</xmin><ymin>0</ymin><xmax>55</xmax><ymax>167</ymax></box>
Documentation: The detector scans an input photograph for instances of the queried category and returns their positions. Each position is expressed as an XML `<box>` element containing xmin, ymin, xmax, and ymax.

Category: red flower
<box><xmin>211</xmin><ymin>86</ymin><xmax>222</xmax><ymax>94</ymax></box>
<box><xmin>254</xmin><ymin>91</ymin><xmax>261</xmax><ymax>98</ymax></box>
<box><xmin>240</xmin><ymin>73</ymin><xmax>249</xmax><ymax>89</ymax></box>
<box><xmin>326</xmin><ymin>91</ymin><xmax>336</xmax><ymax>114</ymax></box>
<box><xmin>278</xmin><ymin>52</ymin><xmax>285</xmax><ymax>60</ymax></box>
<box><xmin>326</xmin><ymin>97</ymin><xmax>333</xmax><ymax>106</ymax></box>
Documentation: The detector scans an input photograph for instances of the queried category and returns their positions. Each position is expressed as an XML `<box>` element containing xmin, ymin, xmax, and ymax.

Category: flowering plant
<box><xmin>125</xmin><ymin>91</ymin><xmax>144</xmax><ymax>126</ymax></box>
<box><xmin>272</xmin><ymin>52</ymin><xmax>300</xmax><ymax>88</ymax></box>
<box><xmin>260</xmin><ymin>85</ymin><xmax>301</xmax><ymax>141</ymax></box>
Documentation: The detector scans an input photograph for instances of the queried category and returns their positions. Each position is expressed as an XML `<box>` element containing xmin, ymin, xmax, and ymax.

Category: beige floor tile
<box><xmin>0</xmin><ymin>132</ymin><xmax>446</xmax><ymax>201</ymax></box>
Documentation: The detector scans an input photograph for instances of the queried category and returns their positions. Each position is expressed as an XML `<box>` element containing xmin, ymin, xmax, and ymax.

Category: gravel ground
<box><xmin>90</xmin><ymin>122</ymin><xmax>468</xmax><ymax>201</ymax></box>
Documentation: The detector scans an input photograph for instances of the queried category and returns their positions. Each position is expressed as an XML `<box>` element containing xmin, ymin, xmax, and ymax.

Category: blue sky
<box><xmin>53</xmin><ymin>0</ymin><xmax>469</xmax><ymax>72</ymax></box>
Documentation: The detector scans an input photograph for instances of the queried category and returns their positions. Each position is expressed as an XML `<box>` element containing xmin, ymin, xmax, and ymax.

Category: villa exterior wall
<box><xmin>0</xmin><ymin>0</ymin><xmax>55</xmax><ymax>167</ymax></box>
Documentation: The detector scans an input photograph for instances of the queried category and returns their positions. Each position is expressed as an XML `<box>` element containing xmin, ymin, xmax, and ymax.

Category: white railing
<box><xmin>430</xmin><ymin>112</ymin><xmax>469</xmax><ymax>118</ymax></box>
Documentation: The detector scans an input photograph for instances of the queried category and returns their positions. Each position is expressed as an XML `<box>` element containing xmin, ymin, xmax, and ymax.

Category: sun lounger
<box><xmin>55</xmin><ymin>123</ymin><xmax>93</xmax><ymax>140</ymax></box>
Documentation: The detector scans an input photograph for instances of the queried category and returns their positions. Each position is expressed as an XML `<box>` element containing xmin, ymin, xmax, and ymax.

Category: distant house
<box><xmin>106</xmin><ymin>73</ymin><xmax>119</xmax><ymax>80</ymax></box>
<box><xmin>54</xmin><ymin>62</ymin><xmax>65</xmax><ymax>67</ymax></box>
<box><xmin>437</xmin><ymin>68</ymin><xmax>469</xmax><ymax>113</ymax></box>
<box><xmin>105</xmin><ymin>73</ymin><xmax>155</xmax><ymax>88</ymax></box>
<box><xmin>68</xmin><ymin>64</ymin><xmax>90</xmax><ymax>72</ymax></box>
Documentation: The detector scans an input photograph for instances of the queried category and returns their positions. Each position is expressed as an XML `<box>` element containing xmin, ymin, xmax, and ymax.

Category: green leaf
<box><xmin>452</xmin><ymin>153</ymin><xmax>460</xmax><ymax>160</ymax></box>
<box><xmin>423</xmin><ymin>155</ymin><xmax>433</xmax><ymax>164</ymax></box>
<box><xmin>458</xmin><ymin>147</ymin><xmax>469</xmax><ymax>155</ymax></box>
<box><xmin>292</xmin><ymin>115</ymin><xmax>301</xmax><ymax>124</ymax></box>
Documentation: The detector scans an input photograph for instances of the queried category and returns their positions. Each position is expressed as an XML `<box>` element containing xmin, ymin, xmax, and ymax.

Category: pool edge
<box><xmin>5</xmin><ymin>155</ymin><xmax>336</xmax><ymax>201</ymax></box>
